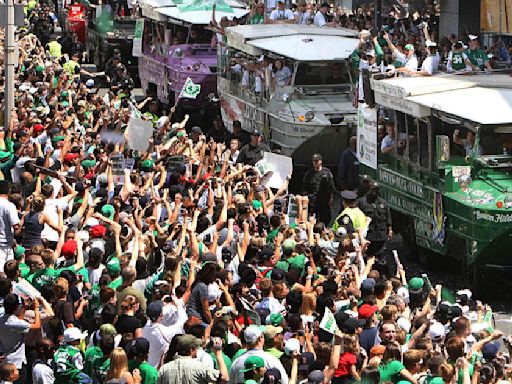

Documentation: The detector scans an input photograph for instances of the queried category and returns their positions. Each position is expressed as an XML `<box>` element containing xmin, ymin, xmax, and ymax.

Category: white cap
<box><xmin>468</xmin><ymin>34</ymin><xmax>479</xmax><ymax>41</ymax></box>
<box><xmin>29</xmin><ymin>87</ymin><xmax>38</xmax><ymax>95</ymax></box>
<box><xmin>244</xmin><ymin>325</ymin><xmax>265</xmax><ymax>344</ymax></box>
<box><xmin>63</xmin><ymin>328</ymin><xmax>87</xmax><ymax>343</ymax></box>
<box><xmin>157</xmin><ymin>116</ymin><xmax>169</xmax><ymax>129</ymax></box>
<box><xmin>457</xmin><ymin>41</ymin><xmax>468</xmax><ymax>49</ymax></box>
<box><xmin>284</xmin><ymin>338</ymin><xmax>301</xmax><ymax>356</ymax></box>
<box><xmin>428</xmin><ymin>321</ymin><xmax>445</xmax><ymax>341</ymax></box>
<box><xmin>426</xmin><ymin>39</ymin><xmax>437</xmax><ymax>47</ymax></box>
<box><xmin>90</xmin><ymin>240</ymin><xmax>105</xmax><ymax>253</ymax></box>
<box><xmin>397</xmin><ymin>317</ymin><xmax>411</xmax><ymax>333</ymax></box>
<box><xmin>86</xmin><ymin>79</ymin><xmax>95</xmax><ymax>88</ymax></box>
<box><xmin>396</xmin><ymin>286</ymin><xmax>410</xmax><ymax>304</ymax></box>
<box><xmin>85</xmin><ymin>217</ymin><xmax>100</xmax><ymax>227</ymax></box>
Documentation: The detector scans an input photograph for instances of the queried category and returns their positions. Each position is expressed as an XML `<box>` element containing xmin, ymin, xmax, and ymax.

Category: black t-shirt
<box><xmin>115</xmin><ymin>314</ymin><xmax>143</xmax><ymax>335</ymax></box>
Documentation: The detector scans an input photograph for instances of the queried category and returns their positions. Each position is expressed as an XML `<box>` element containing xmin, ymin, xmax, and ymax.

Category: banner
<box><xmin>356</xmin><ymin>104</ymin><xmax>377</xmax><ymax>169</ymax></box>
<box><xmin>180</xmin><ymin>77</ymin><xmax>201</xmax><ymax>99</ymax></box>
<box><xmin>255</xmin><ymin>152</ymin><xmax>293</xmax><ymax>189</ymax></box>
<box><xmin>319</xmin><ymin>307</ymin><xmax>338</xmax><ymax>334</ymax></box>
<box><xmin>132</xmin><ymin>19</ymin><xmax>144</xmax><ymax>57</ymax></box>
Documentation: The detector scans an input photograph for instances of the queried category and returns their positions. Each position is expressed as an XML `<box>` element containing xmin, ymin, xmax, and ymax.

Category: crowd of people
<box><xmin>0</xmin><ymin>1</ymin><xmax>509</xmax><ymax>384</ymax></box>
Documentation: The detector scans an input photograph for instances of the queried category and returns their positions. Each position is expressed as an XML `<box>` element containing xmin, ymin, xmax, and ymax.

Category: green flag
<box><xmin>180</xmin><ymin>77</ymin><xmax>201</xmax><ymax>99</ymax></box>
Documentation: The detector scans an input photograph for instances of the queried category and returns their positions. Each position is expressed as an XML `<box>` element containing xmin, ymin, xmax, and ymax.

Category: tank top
<box><xmin>23</xmin><ymin>211</ymin><xmax>44</xmax><ymax>248</ymax></box>
<box><xmin>451</xmin><ymin>51</ymin><xmax>466</xmax><ymax>70</ymax></box>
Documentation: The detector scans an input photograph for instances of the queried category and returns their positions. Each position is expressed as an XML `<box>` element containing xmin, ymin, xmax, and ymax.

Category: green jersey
<box><xmin>450</xmin><ymin>50</ymin><xmax>468</xmax><ymax>71</ymax></box>
<box><xmin>108</xmin><ymin>276</ymin><xmax>123</xmax><ymax>290</ymax></box>
<box><xmin>19</xmin><ymin>262</ymin><xmax>30</xmax><ymax>278</ymax></box>
<box><xmin>28</xmin><ymin>267</ymin><xmax>61</xmax><ymax>291</ymax></box>
<box><xmin>465</xmin><ymin>48</ymin><xmax>488</xmax><ymax>70</ymax></box>
<box><xmin>53</xmin><ymin>345</ymin><xmax>83</xmax><ymax>384</ymax></box>
<box><xmin>84</xmin><ymin>346</ymin><xmax>103</xmax><ymax>377</ymax></box>
<box><xmin>128</xmin><ymin>360</ymin><xmax>158</xmax><ymax>384</ymax></box>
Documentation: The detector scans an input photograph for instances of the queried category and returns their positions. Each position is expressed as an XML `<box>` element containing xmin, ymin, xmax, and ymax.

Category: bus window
<box><xmin>418</xmin><ymin>119</ymin><xmax>430</xmax><ymax>169</ymax></box>
<box><xmin>395</xmin><ymin>111</ymin><xmax>407</xmax><ymax>157</ymax></box>
<box><xmin>406</xmin><ymin>115</ymin><xmax>418</xmax><ymax>162</ymax></box>
<box><xmin>295</xmin><ymin>62</ymin><xmax>350</xmax><ymax>86</ymax></box>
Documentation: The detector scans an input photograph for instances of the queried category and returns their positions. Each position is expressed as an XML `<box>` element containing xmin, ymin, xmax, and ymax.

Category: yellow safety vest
<box><xmin>333</xmin><ymin>206</ymin><xmax>367</xmax><ymax>231</ymax></box>
<box><xmin>48</xmin><ymin>41</ymin><xmax>62</xmax><ymax>59</ymax></box>
<box><xmin>63</xmin><ymin>59</ymin><xmax>79</xmax><ymax>75</ymax></box>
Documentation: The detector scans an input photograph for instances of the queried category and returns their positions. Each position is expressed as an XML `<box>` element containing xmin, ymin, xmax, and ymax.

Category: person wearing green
<box><xmin>240</xmin><ymin>355</ymin><xmax>266</xmax><ymax>384</ymax></box>
<box><xmin>379</xmin><ymin>343</ymin><xmax>417</xmax><ymax>384</ymax></box>
<box><xmin>465</xmin><ymin>35</ymin><xmax>492</xmax><ymax>72</ymax></box>
<box><xmin>106</xmin><ymin>257</ymin><xmax>123</xmax><ymax>289</ymax></box>
<box><xmin>14</xmin><ymin>245</ymin><xmax>30</xmax><ymax>278</ymax></box>
<box><xmin>54</xmin><ymin>328</ymin><xmax>89</xmax><ymax>384</ymax></box>
<box><xmin>127</xmin><ymin>338</ymin><xmax>158</xmax><ymax>384</ymax></box>
<box><xmin>447</xmin><ymin>42</ymin><xmax>472</xmax><ymax>72</ymax></box>
<box><xmin>333</xmin><ymin>190</ymin><xmax>368</xmax><ymax>246</ymax></box>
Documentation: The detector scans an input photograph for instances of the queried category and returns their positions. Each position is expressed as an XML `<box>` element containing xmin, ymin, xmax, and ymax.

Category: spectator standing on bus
<box><xmin>313</xmin><ymin>3</ymin><xmax>336</xmax><ymax>27</ymax></box>
<box><xmin>248</xmin><ymin>2</ymin><xmax>266</xmax><ymax>24</ymax></box>
<box><xmin>351</xmin><ymin>33</ymin><xmax>383</xmax><ymax>103</ymax></box>
<box><xmin>294</xmin><ymin>1</ymin><xmax>311</xmax><ymax>25</ymax></box>
<box><xmin>447</xmin><ymin>42</ymin><xmax>472</xmax><ymax>72</ymax></box>
<box><xmin>466</xmin><ymin>35</ymin><xmax>493</xmax><ymax>72</ymax></box>
<box><xmin>453</xmin><ymin>129</ymin><xmax>483</xmax><ymax>157</ymax></box>
<box><xmin>383</xmin><ymin>33</ymin><xmax>418</xmax><ymax>75</ymax></box>
<box><xmin>303</xmin><ymin>153</ymin><xmax>335</xmax><ymax>225</ymax></box>
<box><xmin>269</xmin><ymin>1</ymin><xmax>295</xmax><ymax>24</ymax></box>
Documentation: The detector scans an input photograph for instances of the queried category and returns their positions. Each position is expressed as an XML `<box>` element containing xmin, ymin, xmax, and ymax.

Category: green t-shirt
<box><xmin>54</xmin><ymin>345</ymin><xmax>82</xmax><ymax>384</ymax></box>
<box><xmin>379</xmin><ymin>360</ymin><xmax>405</xmax><ymax>384</ymax></box>
<box><xmin>108</xmin><ymin>276</ymin><xmax>123</xmax><ymax>290</ymax></box>
<box><xmin>265</xmin><ymin>347</ymin><xmax>284</xmax><ymax>359</ymax></box>
<box><xmin>450</xmin><ymin>50</ymin><xmax>467</xmax><ymax>71</ymax></box>
<box><xmin>19</xmin><ymin>262</ymin><xmax>30</xmax><ymax>278</ymax></box>
<box><xmin>465</xmin><ymin>48</ymin><xmax>488</xmax><ymax>70</ymax></box>
<box><xmin>128</xmin><ymin>360</ymin><xmax>158</xmax><ymax>384</ymax></box>
<box><xmin>84</xmin><ymin>346</ymin><xmax>103</xmax><ymax>377</ymax></box>
<box><xmin>207</xmin><ymin>349</ymin><xmax>232</xmax><ymax>372</ymax></box>
<box><xmin>28</xmin><ymin>267</ymin><xmax>61</xmax><ymax>291</ymax></box>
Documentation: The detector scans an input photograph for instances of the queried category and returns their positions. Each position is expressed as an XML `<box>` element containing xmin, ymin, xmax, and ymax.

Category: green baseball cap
<box><xmin>52</xmin><ymin>135</ymin><xmax>65</xmax><ymax>143</ymax></box>
<box><xmin>15</xmin><ymin>245</ymin><xmax>26</xmax><ymax>259</ymax></box>
<box><xmin>176</xmin><ymin>130</ymin><xmax>186</xmax><ymax>138</ymax></box>
<box><xmin>287</xmin><ymin>253</ymin><xmax>306</xmax><ymax>274</ymax></box>
<box><xmin>241</xmin><ymin>356</ymin><xmax>265</xmax><ymax>372</ymax></box>
<box><xmin>141</xmin><ymin>159</ymin><xmax>154</xmax><ymax>171</ymax></box>
<box><xmin>35</xmin><ymin>65</ymin><xmax>45</xmax><ymax>73</ymax></box>
<box><xmin>282</xmin><ymin>238</ymin><xmax>296</xmax><ymax>253</ymax></box>
<box><xmin>106</xmin><ymin>257</ymin><xmax>121</xmax><ymax>275</ymax></box>
<box><xmin>408</xmin><ymin>277</ymin><xmax>424</xmax><ymax>290</ymax></box>
<box><xmin>252</xmin><ymin>199</ymin><xmax>263</xmax><ymax>210</ymax></box>
<box><xmin>268</xmin><ymin>313</ymin><xmax>284</xmax><ymax>327</ymax></box>
<box><xmin>101</xmin><ymin>204</ymin><xmax>115</xmax><ymax>220</ymax></box>
<box><xmin>405</xmin><ymin>44</ymin><xmax>414</xmax><ymax>51</ymax></box>
<box><xmin>81</xmin><ymin>159</ymin><xmax>97</xmax><ymax>168</ymax></box>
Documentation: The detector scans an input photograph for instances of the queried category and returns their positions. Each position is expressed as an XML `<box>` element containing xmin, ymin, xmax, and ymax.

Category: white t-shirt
<box><xmin>142</xmin><ymin>321</ymin><xmax>178</xmax><ymax>367</ymax></box>
<box><xmin>295</xmin><ymin>11</ymin><xmax>311</xmax><ymax>24</ymax></box>
<box><xmin>32</xmin><ymin>360</ymin><xmax>55</xmax><ymax>384</ymax></box>
<box><xmin>0</xmin><ymin>198</ymin><xmax>20</xmax><ymax>247</ymax></box>
<box><xmin>269</xmin><ymin>8</ymin><xmax>294</xmax><ymax>20</ymax></box>
<box><xmin>41</xmin><ymin>197</ymin><xmax>69</xmax><ymax>242</ymax></box>
<box><xmin>313</xmin><ymin>11</ymin><xmax>327</xmax><ymax>26</ymax></box>
<box><xmin>265</xmin><ymin>0</ymin><xmax>277</xmax><ymax>12</ymax></box>
<box><xmin>87</xmin><ymin>265</ymin><xmax>105</xmax><ymax>287</ymax></box>
<box><xmin>0</xmin><ymin>314</ymin><xmax>30</xmax><ymax>368</ymax></box>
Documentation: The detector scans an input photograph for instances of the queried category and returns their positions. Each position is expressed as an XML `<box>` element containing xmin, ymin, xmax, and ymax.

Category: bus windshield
<box><xmin>294</xmin><ymin>62</ymin><xmax>350</xmax><ymax>86</ymax></box>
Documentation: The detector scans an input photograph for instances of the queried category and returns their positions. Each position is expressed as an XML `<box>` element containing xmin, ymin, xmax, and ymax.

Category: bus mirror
<box><xmin>436</xmin><ymin>135</ymin><xmax>450</xmax><ymax>164</ymax></box>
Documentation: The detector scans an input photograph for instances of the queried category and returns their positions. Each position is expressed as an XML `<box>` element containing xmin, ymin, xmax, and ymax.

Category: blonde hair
<box><xmin>343</xmin><ymin>334</ymin><xmax>359</xmax><ymax>353</ymax></box>
<box><xmin>53</xmin><ymin>277</ymin><xmax>69</xmax><ymax>299</ymax></box>
<box><xmin>106</xmin><ymin>348</ymin><xmax>129</xmax><ymax>381</ymax></box>
<box><xmin>299</xmin><ymin>292</ymin><xmax>317</xmax><ymax>316</ymax></box>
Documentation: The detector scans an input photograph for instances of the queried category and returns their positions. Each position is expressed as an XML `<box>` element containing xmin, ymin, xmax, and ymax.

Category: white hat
<box><xmin>284</xmin><ymin>338</ymin><xmax>301</xmax><ymax>356</ymax></box>
<box><xmin>29</xmin><ymin>87</ymin><xmax>38</xmax><ymax>95</ymax></box>
<box><xmin>90</xmin><ymin>240</ymin><xmax>105</xmax><ymax>253</ymax></box>
<box><xmin>63</xmin><ymin>327</ymin><xmax>87</xmax><ymax>343</ymax></box>
<box><xmin>457</xmin><ymin>41</ymin><xmax>468</xmax><ymax>49</ymax></box>
<box><xmin>428</xmin><ymin>321</ymin><xmax>445</xmax><ymax>341</ymax></box>
<box><xmin>157</xmin><ymin>116</ymin><xmax>168</xmax><ymax>129</ymax></box>
<box><xmin>397</xmin><ymin>317</ymin><xmax>411</xmax><ymax>333</ymax></box>
<box><xmin>77</xmin><ymin>230</ymin><xmax>90</xmax><ymax>243</ymax></box>
<box><xmin>397</xmin><ymin>286</ymin><xmax>410</xmax><ymax>304</ymax></box>
<box><xmin>426</xmin><ymin>40</ymin><xmax>437</xmax><ymax>47</ymax></box>
<box><xmin>468</xmin><ymin>34</ymin><xmax>479</xmax><ymax>41</ymax></box>
<box><xmin>86</xmin><ymin>79</ymin><xmax>95</xmax><ymax>88</ymax></box>
<box><xmin>244</xmin><ymin>325</ymin><xmax>265</xmax><ymax>344</ymax></box>
<box><xmin>85</xmin><ymin>217</ymin><xmax>100</xmax><ymax>227</ymax></box>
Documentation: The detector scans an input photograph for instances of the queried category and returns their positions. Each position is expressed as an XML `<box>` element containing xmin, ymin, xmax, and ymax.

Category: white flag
<box><xmin>319</xmin><ymin>307</ymin><xmax>338</xmax><ymax>334</ymax></box>
<box><xmin>180</xmin><ymin>77</ymin><xmax>201</xmax><ymax>99</ymax></box>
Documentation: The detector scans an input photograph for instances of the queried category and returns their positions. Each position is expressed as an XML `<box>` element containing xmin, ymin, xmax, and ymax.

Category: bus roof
<box><xmin>225</xmin><ymin>24</ymin><xmax>358</xmax><ymax>59</ymax></box>
<box><xmin>371</xmin><ymin>73</ymin><xmax>512</xmax><ymax>125</ymax></box>
<box><xmin>156</xmin><ymin>6</ymin><xmax>248</xmax><ymax>24</ymax></box>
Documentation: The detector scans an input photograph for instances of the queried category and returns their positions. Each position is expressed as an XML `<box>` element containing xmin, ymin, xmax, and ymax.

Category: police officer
<box><xmin>358</xmin><ymin>182</ymin><xmax>392</xmax><ymax>256</ymax></box>
<box><xmin>237</xmin><ymin>130</ymin><xmax>269</xmax><ymax>166</ymax></box>
<box><xmin>333</xmin><ymin>190</ymin><xmax>368</xmax><ymax>248</ymax></box>
<box><xmin>303</xmin><ymin>153</ymin><xmax>335</xmax><ymax>225</ymax></box>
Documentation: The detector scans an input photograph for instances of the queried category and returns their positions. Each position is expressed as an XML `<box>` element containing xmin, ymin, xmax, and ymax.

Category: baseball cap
<box><xmin>14</xmin><ymin>245</ymin><xmax>25</xmax><ymax>259</ymax></box>
<box><xmin>241</xmin><ymin>356</ymin><xmax>265</xmax><ymax>372</ymax></box>
<box><xmin>282</xmin><ymin>238</ymin><xmax>296</xmax><ymax>252</ymax></box>
<box><xmin>468</xmin><ymin>34</ymin><xmax>479</xmax><ymax>40</ymax></box>
<box><xmin>404</xmin><ymin>44</ymin><xmax>415</xmax><ymax>51</ymax></box>
<box><xmin>64</xmin><ymin>153</ymin><xmax>79</xmax><ymax>162</ymax></box>
<box><xmin>264</xmin><ymin>325</ymin><xmax>284</xmax><ymax>339</ymax></box>
<box><xmin>266</xmin><ymin>313</ymin><xmax>284</xmax><ymax>327</ymax></box>
<box><xmin>342</xmin><ymin>317</ymin><xmax>366</xmax><ymax>333</ymax></box>
<box><xmin>244</xmin><ymin>325</ymin><xmax>266</xmax><ymax>343</ymax></box>
<box><xmin>90</xmin><ymin>224</ymin><xmax>107</xmax><ymax>238</ymax></box>
<box><xmin>262</xmin><ymin>369</ymin><xmax>282</xmax><ymax>384</ymax></box>
<box><xmin>101</xmin><ymin>204</ymin><xmax>115</xmax><ymax>220</ymax></box>
<box><xmin>106</xmin><ymin>257</ymin><xmax>121</xmax><ymax>275</ymax></box>
<box><xmin>191</xmin><ymin>126</ymin><xmax>202</xmax><ymax>134</ymax></box>
<box><xmin>341</xmin><ymin>190</ymin><xmax>357</xmax><ymax>201</ymax></box>
<box><xmin>63</xmin><ymin>328</ymin><xmax>87</xmax><ymax>343</ymax></box>
<box><xmin>252</xmin><ymin>199</ymin><xmax>263</xmax><ymax>210</ymax></box>
<box><xmin>358</xmin><ymin>303</ymin><xmax>378</xmax><ymax>319</ymax></box>
<box><xmin>99</xmin><ymin>324</ymin><xmax>117</xmax><ymax>338</ymax></box>
<box><xmin>408</xmin><ymin>277</ymin><xmax>424</xmax><ymax>290</ymax></box>
<box><xmin>312</xmin><ymin>153</ymin><xmax>322</xmax><ymax>161</ymax></box>
<box><xmin>482</xmin><ymin>341</ymin><xmax>500</xmax><ymax>361</ymax></box>
<box><xmin>61</xmin><ymin>239</ymin><xmax>78</xmax><ymax>258</ymax></box>
<box><xmin>127</xmin><ymin>337</ymin><xmax>150</xmax><ymax>356</ymax></box>
<box><xmin>299</xmin><ymin>352</ymin><xmax>314</xmax><ymax>371</ymax></box>
<box><xmin>360</xmin><ymin>278</ymin><xmax>376</xmax><ymax>292</ymax></box>
<box><xmin>284</xmin><ymin>338</ymin><xmax>300</xmax><ymax>356</ymax></box>
<box><xmin>428</xmin><ymin>321</ymin><xmax>445</xmax><ymax>341</ymax></box>
<box><xmin>147</xmin><ymin>300</ymin><xmax>164</xmax><ymax>321</ymax></box>
<box><xmin>250</xmin><ymin>130</ymin><xmax>261</xmax><ymax>136</ymax></box>
<box><xmin>320</xmin><ymin>2</ymin><xmax>329</xmax><ymax>7</ymax></box>
<box><xmin>270</xmin><ymin>268</ymin><xmax>286</xmax><ymax>281</ymax></box>
<box><xmin>308</xmin><ymin>370</ymin><xmax>325</xmax><ymax>384</ymax></box>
